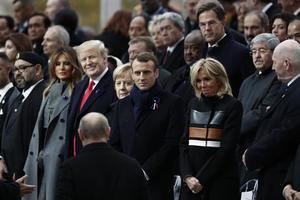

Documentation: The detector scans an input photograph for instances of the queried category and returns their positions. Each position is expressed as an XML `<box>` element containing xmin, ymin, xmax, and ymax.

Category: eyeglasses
<box><xmin>250</xmin><ymin>48</ymin><xmax>270</xmax><ymax>56</ymax></box>
<box><xmin>13</xmin><ymin>65</ymin><xmax>35</xmax><ymax>73</ymax></box>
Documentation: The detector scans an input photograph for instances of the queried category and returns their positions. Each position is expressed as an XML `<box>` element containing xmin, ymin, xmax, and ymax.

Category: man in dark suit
<box><xmin>1</xmin><ymin>52</ymin><xmax>46</xmax><ymax>179</ymax></box>
<box><xmin>164</xmin><ymin>29</ymin><xmax>205</xmax><ymax>109</ymax></box>
<box><xmin>57</xmin><ymin>112</ymin><xmax>149</xmax><ymax>200</ymax></box>
<box><xmin>67</xmin><ymin>40</ymin><xmax>115</xmax><ymax>157</ymax></box>
<box><xmin>242</xmin><ymin>40</ymin><xmax>300</xmax><ymax>200</ymax></box>
<box><xmin>238</xmin><ymin>33</ymin><xmax>281</xmax><ymax>184</ymax></box>
<box><xmin>159</xmin><ymin>12</ymin><xmax>186</xmax><ymax>74</ymax></box>
<box><xmin>0</xmin><ymin>53</ymin><xmax>19</xmax><ymax>149</ymax></box>
<box><xmin>197</xmin><ymin>2</ymin><xmax>254</xmax><ymax>96</ymax></box>
<box><xmin>110</xmin><ymin>52</ymin><xmax>185</xmax><ymax>200</ymax></box>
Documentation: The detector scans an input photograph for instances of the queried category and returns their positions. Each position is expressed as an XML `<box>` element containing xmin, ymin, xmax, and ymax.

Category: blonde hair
<box><xmin>113</xmin><ymin>63</ymin><xmax>132</xmax><ymax>81</ymax></box>
<box><xmin>190</xmin><ymin>57</ymin><xmax>232</xmax><ymax>98</ymax></box>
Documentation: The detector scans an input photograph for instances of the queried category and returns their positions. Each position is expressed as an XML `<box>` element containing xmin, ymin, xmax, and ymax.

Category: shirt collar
<box><xmin>287</xmin><ymin>73</ymin><xmax>300</xmax><ymax>87</ymax></box>
<box><xmin>294</xmin><ymin>7</ymin><xmax>300</xmax><ymax>16</ymax></box>
<box><xmin>208</xmin><ymin>33</ymin><xmax>227</xmax><ymax>47</ymax></box>
<box><xmin>90</xmin><ymin>67</ymin><xmax>108</xmax><ymax>89</ymax></box>
<box><xmin>22</xmin><ymin>79</ymin><xmax>43</xmax><ymax>102</ymax></box>
<box><xmin>167</xmin><ymin>37</ymin><xmax>184</xmax><ymax>53</ymax></box>
<box><xmin>262</xmin><ymin>2</ymin><xmax>273</xmax><ymax>13</ymax></box>
<box><xmin>0</xmin><ymin>82</ymin><xmax>13</xmax><ymax>103</ymax></box>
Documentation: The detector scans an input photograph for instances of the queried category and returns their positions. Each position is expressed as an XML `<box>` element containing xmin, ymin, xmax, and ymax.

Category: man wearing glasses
<box><xmin>0</xmin><ymin>52</ymin><xmax>46</xmax><ymax>181</ymax></box>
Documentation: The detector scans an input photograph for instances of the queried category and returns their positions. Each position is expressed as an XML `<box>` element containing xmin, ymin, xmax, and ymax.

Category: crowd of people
<box><xmin>0</xmin><ymin>0</ymin><xmax>300</xmax><ymax>200</ymax></box>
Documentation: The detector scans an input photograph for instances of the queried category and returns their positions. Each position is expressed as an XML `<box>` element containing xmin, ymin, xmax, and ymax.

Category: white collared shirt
<box><xmin>22</xmin><ymin>79</ymin><xmax>43</xmax><ymax>102</ymax></box>
<box><xmin>262</xmin><ymin>2</ymin><xmax>273</xmax><ymax>13</ymax></box>
<box><xmin>90</xmin><ymin>67</ymin><xmax>109</xmax><ymax>90</ymax></box>
<box><xmin>208</xmin><ymin>33</ymin><xmax>227</xmax><ymax>48</ymax></box>
<box><xmin>287</xmin><ymin>73</ymin><xmax>300</xmax><ymax>87</ymax></box>
<box><xmin>0</xmin><ymin>82</ymin><xmax>13</xmax><ymax>103</ymax></box>
<box><xmin>167</xmin><ymin>37</ymin><xmax>184</xmax><ymax>54</ymax></box>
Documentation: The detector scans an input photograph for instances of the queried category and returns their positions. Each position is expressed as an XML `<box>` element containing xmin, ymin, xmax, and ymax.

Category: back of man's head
<box><xmin>78</xmin><ymin>112</ymin><xmax>110</xmax><ymax>145</ymax></box>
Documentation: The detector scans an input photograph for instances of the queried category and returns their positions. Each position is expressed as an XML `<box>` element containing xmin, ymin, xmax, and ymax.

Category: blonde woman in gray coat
<box><xmin>23</xmin><ymin>46</ymin><xmax>82</xmax><ymax>200</ymax></box>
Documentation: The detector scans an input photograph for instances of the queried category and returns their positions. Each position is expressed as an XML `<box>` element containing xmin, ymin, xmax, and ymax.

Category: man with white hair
<box><xmin>159</xmin><ymin>12</ymin><xmax>186</xmax><ymax>73</ymax></box>
<box><xmin>42</xmin><ymin>25</ymin><xmax>70</xmax><ymax>58</ymax></box>
<box><xmin>67</xmin><ymin>40</ymin><xmax>115</xmax><ymax>157</ymax></box>
<box><xmin>243</xmin><ymin>40</ymin><xmax>300</xmax><ymax>200</ymax></box>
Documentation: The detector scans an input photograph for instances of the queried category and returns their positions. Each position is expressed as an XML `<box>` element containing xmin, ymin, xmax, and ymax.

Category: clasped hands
<box><xmin>185</xmin><ymin>176</ymin><xmax>203</xmax><ymax>194</ymax></box>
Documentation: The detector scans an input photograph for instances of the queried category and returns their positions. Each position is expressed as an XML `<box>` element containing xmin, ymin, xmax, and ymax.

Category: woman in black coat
<box><xmin>180</xmin><ymin>58</ymin><xmax>242</xmax><ymax>200</ymax></box>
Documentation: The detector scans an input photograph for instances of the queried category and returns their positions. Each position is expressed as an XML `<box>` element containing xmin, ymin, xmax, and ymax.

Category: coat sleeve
<box><xmin>241</xmin><ymin>78</ymin><xmax>281</xmax><ymax>136</ymax></box>
<box><xmin>56</xmin><ymin>162</ymin><xmax>74</xmax><ymax>200</ymax></box>
<box><xmin>179</xmin><ymin>105</ymin><xmax>193</xmax><ymax>179</ymax></box>
<box><xmin>196</xmin><ymin>100</ymin><xmax>242</xmax><ymax>185</ymax></box>
<box><xmin>142</xmin><ymin>97</ymin><xmax>185</xmax><ymax>179</ymax></box>
<box><xmin>245</xmin><ymin>100</ymin><xmax>300</xmax><ymax>171</ymax></box>
<box><xmin>109</xmin><ymin>101</ymin><xmax>123</xmax><ymax>152</ymax></box>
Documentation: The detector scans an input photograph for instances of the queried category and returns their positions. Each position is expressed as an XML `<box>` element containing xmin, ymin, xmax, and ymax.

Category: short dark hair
<box><xmin>29</xmin><ymin>12</ymin><xmax>51</xmax><ymax>29</ymax></box>
<box><xmin>133</xmin><ymin>52</ymin><xmax>158</xmax><ymax>68</ymax></box>
<box><xmin>129</xmin><ymin>36</ymin><xmax>157</xmax><ymax>55</ymax></box>
<box><xmin>197</xmin><ymin>2</ymin><xmax>225</xmax><ymax>21</ymax></box>
<box><xmin>0</xmin><ymin>15</ymin><xmax>15</xmax><ymax>30</ymax></box>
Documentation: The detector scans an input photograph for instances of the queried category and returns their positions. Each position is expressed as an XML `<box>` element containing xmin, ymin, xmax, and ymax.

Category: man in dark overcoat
<box><xmin>110</xmin><ymin>52</ymin><xmax>185</xmax><ymax>200</ymax></box>
<box><xmin>243</xmin><ymin>40</ymin><xmax>300</xmax><ymax>200</ymax></box>
<box><xmin>57</xmin><ymin>112</ymin><xmax>149</xmax><ymax>200</ymax></box>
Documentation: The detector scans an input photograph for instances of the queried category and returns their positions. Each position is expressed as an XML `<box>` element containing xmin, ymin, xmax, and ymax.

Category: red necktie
<box><xmin>73</xmin><ymin>80</ymin><xmax>95</xmax><ymax>156</ymax></box>
<box><xmin>79</xmin><ymin>80</ymin><xmax>95</xmax><ymax>110</ymax></box>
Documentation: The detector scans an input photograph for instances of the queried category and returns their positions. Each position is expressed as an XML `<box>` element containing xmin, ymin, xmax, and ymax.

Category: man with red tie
<box><xmin>67</xmin><ymin>40</ymin><xmax>116</xmax><ymax>157</ymax></box>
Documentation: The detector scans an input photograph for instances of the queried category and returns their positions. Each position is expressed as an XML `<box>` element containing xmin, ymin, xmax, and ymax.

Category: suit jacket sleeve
<box><xmin>142</xmin><ymin>97</ymin><xmax>185</xmax><ymax>179</ymax></box>
<box><xmin>245</xmin><ymin>100</ymin><xmax>300</xmax><ymax>171</ymax></box>
<box><xmin>196</xmin><ymin>100</ymin><xmax>242</xmax><ymax>185</ymax></box>
<box><xmin>56</xmin><ymin>162</ymin><xmax>74</xmax><ymax>200</ymax></box>
<box><xmin>241</xmin><ymin>78</ymin><xmax>281</xmax><ymax>136</ymax></box>
<box><xmin>179</xmin><ymin>108</ymin><xmax>193</xmax><ymax>178</ymax></box>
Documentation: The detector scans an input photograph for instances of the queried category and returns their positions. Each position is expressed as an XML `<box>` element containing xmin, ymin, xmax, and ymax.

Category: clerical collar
<box><xmin>167</xmin><ymin>37</ymin><xmax>184</xmax><ymax>53</ymax></box>
<box><xmin>90</xmin><ymin>67</ymin><xmax>108</xmax><ymax>89</ymax></box>
<box><xmin>208</xmin><ymin>33</ymin><xmax>227</xmax><ymax>47</ymax></box>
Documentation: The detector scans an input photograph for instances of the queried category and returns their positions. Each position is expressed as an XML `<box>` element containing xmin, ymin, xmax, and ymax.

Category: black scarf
<box><xmin>130</xmin><ymin>82</ymin><xmax>163</xmax><ymax>121</ymax></box>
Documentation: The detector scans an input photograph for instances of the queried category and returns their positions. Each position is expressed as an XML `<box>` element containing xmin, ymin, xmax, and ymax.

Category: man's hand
<box><xmin>16</xmin><ymin>175</ymin><xmax>36</xmax><ymax>196</ymax></box>
<box><xmin>0</xmin><ymin>158</ymin><xmax>8</xmax><ymax>180</ymax></box>
<box><xmin>283</xmin><ymin>184</ymin><xmax>297</xmax><ymax>200</ymax></box>
<box><xmin>185</xmin><ymin>176</ymin><xmax>203</xmax><ymax>194</ymax></box>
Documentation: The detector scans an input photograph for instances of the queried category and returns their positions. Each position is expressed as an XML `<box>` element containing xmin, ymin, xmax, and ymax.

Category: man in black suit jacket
<box><xmin>159</xmin><ymin>12</ymin><xmax>186</xmax><ymax>74</ymax></box>
<box><xmin>67</xmin><ymin>40</ymin><xmax>115</xmax><ymax>157</ymax></box>
<box><xmin>0</xmin><ymin>53</ymin><xmax>19</xmax><ymax>149</ymax></box>
<box><xmin>110</xmin><ymin>52</ymin><xmax>185</xmax><ymax>200</ymax></box>
<box><xmin>1</xmin><ymin>52</ymin><xmax>46</xmax><ymax>179</ymax></box>
<box><xmin>57</xmin><ymin>112</ymin><xmax>149</xmax><ymax>200</ymax></box>
<box><xmin>197</xmin><ymin>2</ymin><xmax>255</xmax><ymax>96</ymax></box>
<box><xmin>243</xmin><ymin>40</ymin><xmax>300</xmax><ymax>200</ymax></box>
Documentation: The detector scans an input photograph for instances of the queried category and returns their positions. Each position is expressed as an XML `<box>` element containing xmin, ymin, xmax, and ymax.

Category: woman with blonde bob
<box><xmin>180</xmin><ymin>58</ymin><xmax>242</xmax><ymax>200</ymax></box>
<box><xmin>24</xmin><ymin>46</ymin><xmax>82</xmax><ymax>200</ymax></box>
<box><xmin>113</xmin><ymin>63</ymin><xmax>134</xmax><ymax>100</ymax></box>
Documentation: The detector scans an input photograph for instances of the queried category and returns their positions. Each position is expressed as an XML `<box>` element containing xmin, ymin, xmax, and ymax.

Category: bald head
<box><xmin>184</xmin><ymin>30</ymin><xmax>205</xmax><ymax>65</ymax></box>
<box><xmin>272</xmin><ymin>39</ymin><xmax>300</xmax><ymax>82</ymax></box>
<box><xmin>78</xmin><ymin>112</ymin><xmax>110</xmax><ymax>146</ymax></box>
